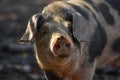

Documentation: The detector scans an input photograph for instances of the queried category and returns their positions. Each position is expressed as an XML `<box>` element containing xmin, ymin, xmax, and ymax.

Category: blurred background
<box><xmin>0</xmin><ymin>0</ymin><xmax>120</xmax><ymax>80</ymax></box>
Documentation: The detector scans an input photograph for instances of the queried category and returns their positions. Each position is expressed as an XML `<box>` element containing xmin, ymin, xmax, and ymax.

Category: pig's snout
<box><xmin>52</xmin><ymin>36</ymin><xmax>72</xmax><ymax>58</ymax></box>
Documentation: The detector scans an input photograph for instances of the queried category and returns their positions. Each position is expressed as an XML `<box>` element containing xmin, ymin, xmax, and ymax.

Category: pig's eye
<box><xmin>41</xmin><ymin>27</ymin><xmax>49</xmax><ymax>35</ymax></box>
<box><xmin>41</xmin><ymin>29</ymin><xmax>47</xmax><ymax>34</ymax></box>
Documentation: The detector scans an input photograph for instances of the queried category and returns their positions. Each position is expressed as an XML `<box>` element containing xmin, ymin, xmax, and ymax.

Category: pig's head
<box><xmin>20</xmin><ymin>1</ymin><xmax>96</xmax><ymax>72</ymax></box>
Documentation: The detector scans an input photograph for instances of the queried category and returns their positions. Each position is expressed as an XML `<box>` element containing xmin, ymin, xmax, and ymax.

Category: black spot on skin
<box><xmin>68</xmin><ymin>3</ymin><xmax>89</xmax><ymax>20</ymax></box>
<box><xmin>106</xmin><ymin>0</ymin><xmax>120</xmax><ymax>15</ymax></box>
<box><xmin>98</xmin><ymin>3</ymin><xmax>115</xmax><ymax>25</ymax></box>
<box><xmin>88</xmin><ymin>13</ymin><xmax>107</xmax><ymax>62</ymax></box>
<box><xmin>45</xmin><ymin>71</ymin><xmax>62</xmax><ymax>80</ymax></box>
<box><xmin>36</xmin><ymin>15</ymin><xmax>45</xmax><ymax>30</ymax></box>
<box><xmin>112</xmin><ymin>37</ymin><xmax>120</xmax><ymax>53</ymax></box>
<box><xmin>84</xmin><ymin>0</ymin><xmax>99</xmax><ymax>12</ymax></box>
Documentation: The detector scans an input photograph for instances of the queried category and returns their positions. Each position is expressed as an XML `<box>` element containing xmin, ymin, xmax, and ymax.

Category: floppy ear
<box><xmin>20</xmin><ymin>13</ymin><xmax>44</xmax><ymax>44</ymax></box>
<box><xmin>71</xmin><ymin>12</ymin><xmax>97</xmax><ymax>42</ymax></box>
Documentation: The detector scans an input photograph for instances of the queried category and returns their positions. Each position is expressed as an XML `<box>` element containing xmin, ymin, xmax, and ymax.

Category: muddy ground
<box><xmin>0</xmin><ymin>0</ymin><xmax>120</xmax><ymax>80</ymax></box>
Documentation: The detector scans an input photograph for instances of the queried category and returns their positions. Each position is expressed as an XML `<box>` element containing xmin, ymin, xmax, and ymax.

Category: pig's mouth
<box><xmin>50</xmin><ymin>36</ymin><xmax>73</xmax><ymax>58</ymax></box>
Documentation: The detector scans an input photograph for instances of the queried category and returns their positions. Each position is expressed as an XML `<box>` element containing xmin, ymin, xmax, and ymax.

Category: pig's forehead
<box><xmin>51</xmin><ymin>15</ymin><xmax>65</xmax><ymax>23</ymax></box>
<box><xmin>42</xmin><ymin>14</ymin><xmax>68</xmax><ymax>25</ymax></box>
<box><xmin>42</xmin><ymin>17</ymin><xmax>71</xmax><ymax>29</ymax></box>
<box><xmin>41</xmin><ymin>1</ymin><xmax>72</xmax><ymax>22</ymax></box>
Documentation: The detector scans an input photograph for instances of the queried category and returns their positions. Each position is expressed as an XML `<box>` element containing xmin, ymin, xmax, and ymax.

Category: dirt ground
<box><xmin>0</xmin><ymin>0</ymin><xmax>120</xmax><ymax>80</ymax></box>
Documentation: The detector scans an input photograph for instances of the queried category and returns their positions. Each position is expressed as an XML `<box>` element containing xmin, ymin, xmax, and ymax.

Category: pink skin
<box><xmin>52</xmin><ymin>36</ymin><xmax>72</xmax><ymax>57</ymax></box>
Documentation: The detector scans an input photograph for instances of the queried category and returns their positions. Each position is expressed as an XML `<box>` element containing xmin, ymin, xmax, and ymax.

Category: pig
<box><xmin>20</xmin><ymin>0</ymin><xmax>120</xmax><ymax>80</ymax></box>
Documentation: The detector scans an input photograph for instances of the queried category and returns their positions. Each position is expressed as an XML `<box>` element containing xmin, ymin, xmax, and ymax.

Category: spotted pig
<box><xmin>20</xmin><ymin>0</ymin><xmax>120</xmax><ymax>80</ymax></box>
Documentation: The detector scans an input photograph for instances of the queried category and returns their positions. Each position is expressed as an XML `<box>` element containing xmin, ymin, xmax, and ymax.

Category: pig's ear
<box><xmin>20</xmin><ymin>14</ymin><xmax>44</xmax><ymax>44</ymax></box>
<box><xmin>71</xmin><ymin>12</ymin><xmax>96</xmax><ymax>42</ymax></box>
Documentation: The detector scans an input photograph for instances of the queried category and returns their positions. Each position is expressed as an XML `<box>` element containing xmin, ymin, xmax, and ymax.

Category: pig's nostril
<box><xmin>55</xmin><ymin>44</ymin><xmax>61</xmax><ymax>50</ymax></box>
<box><xmin>65</xmin><ymin>43</ymin><xmax>71</xmax><ymax>49</ymax></box>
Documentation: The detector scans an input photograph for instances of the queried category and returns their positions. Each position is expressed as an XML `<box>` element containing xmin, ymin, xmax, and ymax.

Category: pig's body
<box><xmin>20</xmin><ymin>0</ymin><xmax>120</xmax><ymax>80</ymax></box>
